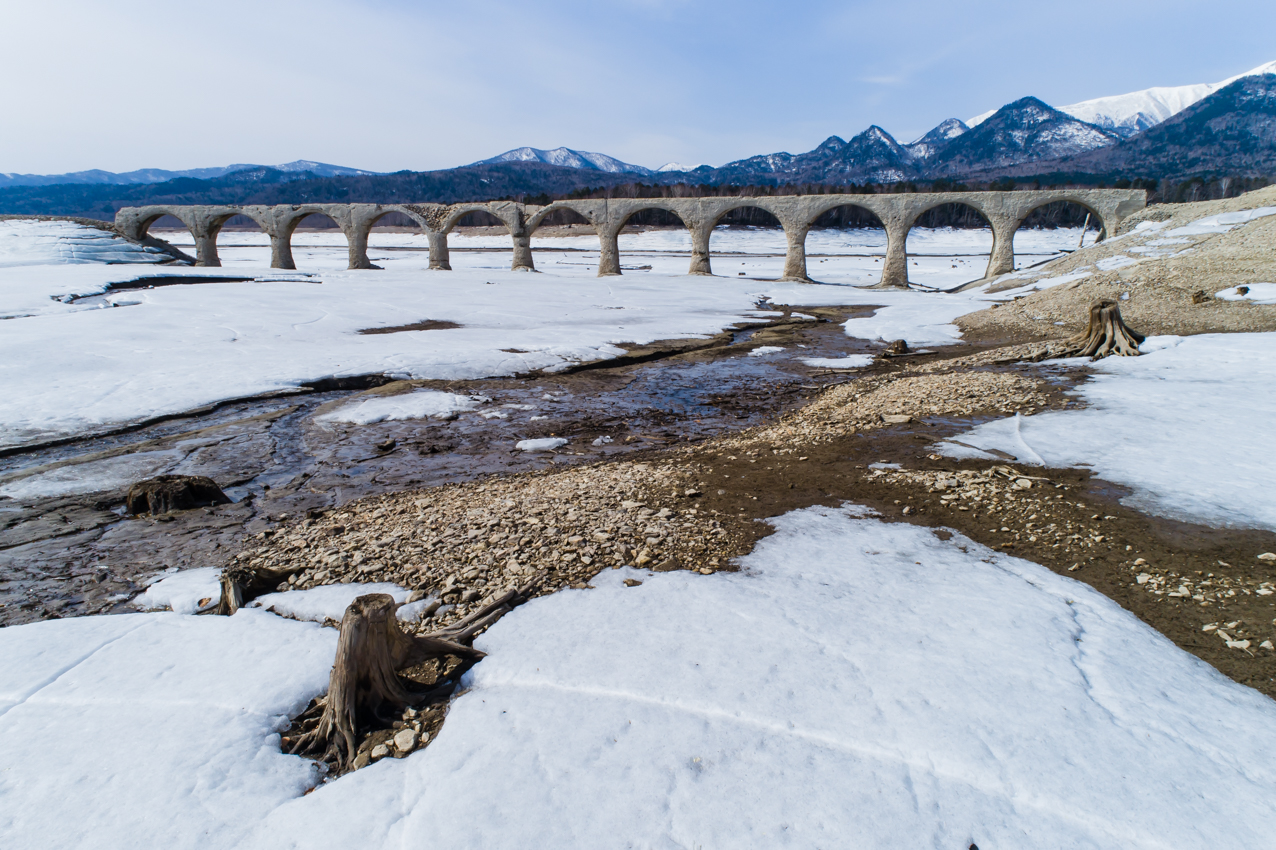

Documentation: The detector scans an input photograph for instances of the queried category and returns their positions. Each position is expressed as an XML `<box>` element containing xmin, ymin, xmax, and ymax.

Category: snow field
<box><xmin>4</xmin><ymin>507</ymin><xmax>1276</xmax><ymax>848</ymax></box>
<box><xmin>938</xmin><ymin>333</ymin><xmax>1276</xmax><ymax>531</ymax></box>
<box><xmin>0</xmin><ymin>223</ymin><xmax>1065</xmax><ymax>450</ymax></box>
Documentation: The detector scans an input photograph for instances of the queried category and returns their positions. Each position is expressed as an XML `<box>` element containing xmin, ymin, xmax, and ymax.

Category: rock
<box><xmin>1013</xmin><ymin>479</ymin><xmax>1033</xmax><ymax>490</ymax></box>
<box><xmin>126</xmin><ymin>475</ymin><xmax>230</xmax><ymax>515</ymax></box>
<box><xmin>1258</xmin><ymin>553</ymin><xmax>1276</xmax><ymax>561</ymax></box>
<box><xmin>1261</xmin><ymin>640</ymin><xmax>1274</xmax><ymax>651</ymax></box>
<box><xmin>393</xmin><ymin>728</ymin><xmax>417</xmax><ymax>753</ymax></box>
<box><xmin>881</xmin><ymin>414</ymin><xmax>913</xmax><ymax>425</ymax></box>
<box><xmin>370</xmin><ymin>743</ymin><xmax>389</xmax><ymax>760</ymax></box>
<box><xmin>623</xmin><ymin>579</ymin><xmax>642</xmax><ymax>587</ymax></box>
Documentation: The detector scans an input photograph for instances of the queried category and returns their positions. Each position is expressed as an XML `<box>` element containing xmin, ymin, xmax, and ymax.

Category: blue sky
<box><xmin>1</xmin><ymin>0</ymin><xmax>1273</xmax><ymax>174</ymax></box>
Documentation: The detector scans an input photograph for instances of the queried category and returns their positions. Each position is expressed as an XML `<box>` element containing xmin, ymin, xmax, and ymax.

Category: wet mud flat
<box><xmin>0</xmin><ymin>305</ymin><xmax>887</xmax><ymax>624</ymax></box>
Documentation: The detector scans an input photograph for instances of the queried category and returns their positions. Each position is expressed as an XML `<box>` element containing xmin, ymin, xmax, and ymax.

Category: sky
<box><xmin>1</xmin><ymin>0</ymin><xmax>1273</xmax><ymax>175</ymax></box>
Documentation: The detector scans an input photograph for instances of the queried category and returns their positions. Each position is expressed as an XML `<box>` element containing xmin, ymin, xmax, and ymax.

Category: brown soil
<box><xmin>358</xmin><ymin>320</ymin><xmax>462</xmax><ymax>335</ymax></box>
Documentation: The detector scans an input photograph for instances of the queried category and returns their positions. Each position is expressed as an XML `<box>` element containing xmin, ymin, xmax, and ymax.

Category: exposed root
<box><xmin>286</xmin><ymin>585</ymin><xmax>534</xmax><ymax>773</ymax></box>
<box><xmin>1021</xmin><ymin>298</ymin><xmax>1145</xmax><ymax>362</ymax></box>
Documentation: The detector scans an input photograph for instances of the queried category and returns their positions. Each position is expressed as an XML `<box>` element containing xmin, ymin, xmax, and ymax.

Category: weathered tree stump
<box><xmin>126</xmin><ymin>474</ymin><xmax>230</xmax><ymax>515</ymax></box>
<box><xmin>1021</xmin><ymin>298</ymin><xmax>1145</xmax><ymax>362</ymax></box>
<box><xmin>287</xmin><ymin>586</ymin><xmax>534</xmax><ymax>772</ymax></box>
<box><xmin>213</xmin><ymin>563</ymin><xmax>302</xmax><ymax>615</ymax></box>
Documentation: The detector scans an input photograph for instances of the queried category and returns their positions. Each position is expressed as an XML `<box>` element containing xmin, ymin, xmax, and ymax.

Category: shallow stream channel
<box><xmin>0</xmin><ymin>304</ymin><xmax>896</xmax><ymax>624</ymax></box>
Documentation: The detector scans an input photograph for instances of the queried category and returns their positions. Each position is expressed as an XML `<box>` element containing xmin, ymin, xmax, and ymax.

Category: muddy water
<box><xmin>0</xmin><ymin>306</ymin><xmax>885</xmax><ymax>625</ymax></box>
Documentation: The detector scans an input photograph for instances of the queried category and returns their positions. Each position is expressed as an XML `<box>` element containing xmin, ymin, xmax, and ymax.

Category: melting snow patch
<box><xmin>250</xmin><ymin>583</ymin><xmax>413</xmax><ymax>623</ymax></box>
<box><xmin>936</xmin><ymin>333</ymin><xmax>1276</xmax><ymax>530</ymax></box>
<box><xmin>1096</xmin><ymin>255</ymin><xmax>1139</xmax><ymax>271</ymax></box>
<box><xmin>318</xmin><ymin>391</ymin><xmax>487</xmax><ymax>425</ymax></box>
<box><xmin>747</xmin><ymin>346</ymin><xmax>785</xmax><ymax>356</ymax></box>
<box><xmin>133</xmin><ymin>567</ymin><xmax>222</xmax><ymax>614</ymax></box>
<box><xmin>1216</xmin><ymin>282</ymin><xmax>1276</xmax><ymax>304</ymax></box>
<box><xmin>516</xmin><ymin>437</ymin><xmax>568</xmax><ymax>452</ymax></box>
<box><xmin>1166</xmin><ymin>206</ymin><xmax>1276</xmax><ymax>237</ymax></box>
<box><xmin>800</xmin><ymin>354</ymin><xmax>875</xmax><ymax>368</ymax></box>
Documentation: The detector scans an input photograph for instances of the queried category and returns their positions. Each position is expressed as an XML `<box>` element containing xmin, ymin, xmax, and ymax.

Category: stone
<box><xmin>624</xmin><ymin>579</ymin><xmax>642</xmax><ymax>587</ymax></box>
<box><xmin>370</xmin><ymin>743</ymin><xmax>389</xmax><ymax>760</ymax></box>
<box><xmin>881</xmin><ymin>414</ymin><xmax>913</xmax><ymax>424</ymax></box>
<box><xmin>393</xmin><ymin>728</ymin><xmax>417</xmax><ymax>753</ymax></box>
<box><xmin>1258</xmin><ymin>553</ymin><xmax>1276</xmax><ymax>561</ymax></box>
<box><xmin>125</xmin><ymin>475</ymin><xmax>230</xmax><ymax>516</ymax></box>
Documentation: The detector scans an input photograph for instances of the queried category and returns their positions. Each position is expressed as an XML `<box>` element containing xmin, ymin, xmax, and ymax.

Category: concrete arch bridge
<box><xmin>115</xmin><ymin>189</ymin><xmax>1145</xmax><ymax>288</ymax></box>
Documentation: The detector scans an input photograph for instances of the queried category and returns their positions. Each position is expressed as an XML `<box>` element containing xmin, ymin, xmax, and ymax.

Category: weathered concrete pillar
<box><xmin>427</xmin><ymin>231</ymin><xmax>451</xmax><ymax>270</ymax></box>
<box><xmin>878</xmin><ymin>220</ymin><xmax>911</xmax><ymax>288</ymax></box>
<box><xmin>269</xmin><ymin>233</ymin><xmax>296</xmax><ymax>270</ymax></box>
<box><xmin>688</xmin><ymin>224</ymin><xmax>713</xmax><ymax>276</ymax></box>
<box><xmin>781</xmin><ymin>220</ymin><xmax>811</xmax><ymax>281</ymax></box>
<box><xmin>597</xmin><ymin>227</ymin><xmax>622</xmax><ymax>276</ymax></box>
<box><xmin>345</xmin><ymin>222</ymin><xmax>378</xmax><ymax>270</ymax></box>
<box><xmin>985</xmin><ymin>215</ymin><xmax>1019</xmax><ymax>279</ymax></box>
<box><xmin>511</xmin><ymin>233</ymin><xmax>535</xmax><ymax>271</ymax></box>
<box><xmin>193</xmin><ymin>235</ymin><xmax>220</xmax><ymax>267</ymax></box>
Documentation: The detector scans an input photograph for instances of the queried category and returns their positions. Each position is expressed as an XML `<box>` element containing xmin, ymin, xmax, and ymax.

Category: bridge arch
<box><xmin>274</xmin><ymin>208</ymin><xmax>351</xmax><ymax>271</ymax></box>
<box><xmin>900</xmin><ymin>200</ymin><xmax>994</xmax><ymax>289</ymax></box>
<box><xmin>804</xmin><ymin>202</ymin><xmax>888</xmax><ymax>284</ymax></box>
<box><xmin>526</xmin><ymin>204</ymin><xmax>600</xmax><ymax>276</ymax></box>
<box><xmin>708</xmin><ymin>202</ymin><xmax>785</xmax><ymax>280</ymax></box>
<box><xmin>593</xmin><ymin>203</ymin><xmax>693</xmax><ymax>277</ymax></box>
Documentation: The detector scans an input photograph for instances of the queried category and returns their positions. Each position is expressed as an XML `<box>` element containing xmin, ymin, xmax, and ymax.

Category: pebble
<box><xmin>393</xmin><ymin>728</ymin><xmax>417</xmax><ymax>753</ymax></box>
<box><xmin>1258</xmin><ymin>553</ymin><xmax>1276</xmax><ymax>561</ymax></box>
<box><xmin>370</xmin><ymin>743</ymin><xmax>389</xmax><ymax>760</ymax></box>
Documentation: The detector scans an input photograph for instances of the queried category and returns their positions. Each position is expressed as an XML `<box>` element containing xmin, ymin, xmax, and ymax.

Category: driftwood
<box><xmin>287</xmin><ymin>586</ymin><xmax>534</xmax><ymax>772</ymax></box>
<box><xmin>1023</xmin><ymin>298</ymin><xmax>1145</xmax><ymax>362</ymax></box>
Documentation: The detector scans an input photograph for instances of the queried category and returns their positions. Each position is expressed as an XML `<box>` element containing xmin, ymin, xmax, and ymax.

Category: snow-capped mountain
<box><xmin>905</xmin><ymin>119</ymin><xmax>969</xmax><ymax>159</ymax></box>
<box><xmin>474</xmin><ymin>147</ymin><xmax>653</xmax><ymax>175</ymax></box>
<box><xmin>929</xmin><ymin>97</ymin><xmax>1118</xmax><ymax>176</ymax></box>
<box><xmin>656</xmin><ymin>162</ymin><xmax>708</xmax><ymax>172</ymax></box>
<box><xmin>0</xmin><ymin>161</ymin><xmax>381</xmax><ymax>188</ymax></box>
<box><xmin>1043</xmin><ymin>73</ymin><xmax>1276</xmax><ymax>179</ymax></box>
<box><xmin>966</xmin><ymin>59</ymin><xmax>1276</xmax><ymax>138</ymax></box>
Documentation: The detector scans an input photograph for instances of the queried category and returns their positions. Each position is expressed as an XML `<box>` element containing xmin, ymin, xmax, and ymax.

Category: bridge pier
<box><xmin>597</xmin><ymin>227</ymin><xmax>622</xmax><ymax>276</ymax></box>
<box><xmin>269</xmin><ymin>233</ymin><xmax>296</xmax><ymax>270</ymax></box>
<box><xmin>427</xmin><ymin>231</ymin><xmax>451</xmax><ymax>270</ymax></box>
<box><xmin>986</xmin><ymin>215</ymin><xmax>1019</xmax><ymax>279</ymax></box>
<box><xmin>511</xmin><ymin>234</ymin><xmax>535</xmax><ymax>271</ymax></box>
<box><xmin>781</xmin><ymin>220</ymin><xmax>811</xmax><ymax>281</ymax></box>
<box><xmin>688</xmin><ymin>224</ymin><xmax>713</xmax><ymax>276</ymax></box>
<box><xmin>878</xmin><ymin>220</ymin><xmax>911</xmax><ymax>288</ymax></box>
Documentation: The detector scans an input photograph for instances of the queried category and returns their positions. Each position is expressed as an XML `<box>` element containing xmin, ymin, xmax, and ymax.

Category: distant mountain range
<box><xmin>473</xmin><ymin>146</ymin><xmax>701</xmax><ymax>175</ymax></box>
<box><xmin>0</xmin><ymin>160</ymin><xmax>382</xmax><ymax>189</ymax></box>
<box><xmin>2</xmin><ymin>61</ymin><xmax>1273</xmax><ymax>220</ymax></box>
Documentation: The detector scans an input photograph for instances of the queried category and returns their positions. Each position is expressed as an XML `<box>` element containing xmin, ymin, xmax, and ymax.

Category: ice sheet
<box><xmin>317</xmin><ymin>390</ymin><xmax>488</xmax><ymax>424</ymax></box>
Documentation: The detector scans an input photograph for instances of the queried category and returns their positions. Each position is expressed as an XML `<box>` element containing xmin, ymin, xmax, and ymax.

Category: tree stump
<box><xmin>287</xmin><ymin>586</ymin><xmax>534</xmax><ymax>772</ymax></box>
<box><xmin>1021</xmin><ymin>298</ymin><xmax>1145</xmax><ymax>362</ymax></box>
<box><xmin>213</xmin><ymin>563</ymin><xmax>302</xmax><ymax>615</ymax></box>
<box><xmin>126</xmin><ymin>474</ymin><xmax>230</xmax><ymax>515</ymax></box>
